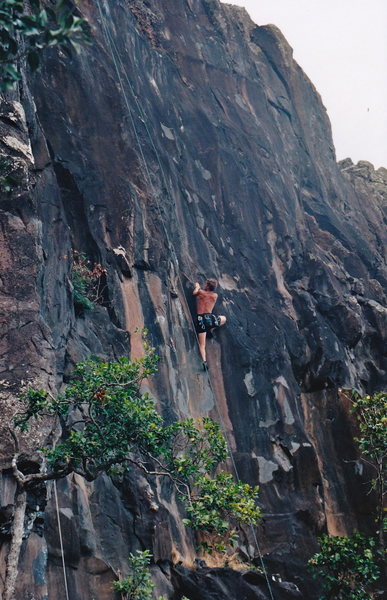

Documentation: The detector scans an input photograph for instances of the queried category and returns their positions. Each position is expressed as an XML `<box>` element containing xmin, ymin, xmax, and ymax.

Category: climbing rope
<box><xmin>93</xmin><ymin>3</ymin><xmax>276</xmax><ymax>598</ymax></box>
<box><xmin>53</xmin><ymin>480</ymin><xmax>70</xmax><ymax>600</ymax></box>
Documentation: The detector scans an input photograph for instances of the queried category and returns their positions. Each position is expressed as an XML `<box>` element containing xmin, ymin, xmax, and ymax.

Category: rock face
<box><xmin>0</xmin><ymin>1</ymin><xmax>386</xmax><ymax>598</ymax></box>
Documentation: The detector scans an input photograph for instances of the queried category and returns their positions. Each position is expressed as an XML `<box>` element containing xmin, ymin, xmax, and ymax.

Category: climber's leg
<box><xmin>198</xmin><ymin>332</ymin><xmax>207</xmax><ymax>362</ymax></box>
<box><xmin>209</xmin><ymin>315</ymin><xmax>226</xmax><ymax>333</ymax></box>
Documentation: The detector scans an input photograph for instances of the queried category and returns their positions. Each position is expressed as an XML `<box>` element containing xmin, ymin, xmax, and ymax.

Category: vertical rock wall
<box><xmin>0</xmin><ymin>1</ymin><xmax>386</xmax><ymax>598</ymax></box>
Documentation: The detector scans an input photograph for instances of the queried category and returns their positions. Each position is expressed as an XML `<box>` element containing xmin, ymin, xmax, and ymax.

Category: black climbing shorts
<box><xmin>196</xmin><ymin>313</ymin><xmax>221</xmax><ymax>333</ymax></box>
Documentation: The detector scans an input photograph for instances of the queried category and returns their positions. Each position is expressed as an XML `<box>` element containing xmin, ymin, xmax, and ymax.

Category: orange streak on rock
<box><xmin>207</xmin><ymin>340</ymin><xmax>236</xmax><ymax>450</ymax></box>
<box><xmin>301</xmin><ymin>391</ymin><xmax>354</xmax><ymax>536</ymax></box>
<box><xmin>121</xmin><ymin>276</ymin><xmax>144</xmax><ymax>360</ymax></box>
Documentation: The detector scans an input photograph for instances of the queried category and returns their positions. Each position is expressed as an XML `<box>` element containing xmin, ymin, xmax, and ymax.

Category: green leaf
<box><xmin>0</xmin><ymin>0</ymin><xmax>90</xmax><ymax>88</ymax></box>
<box><xmin>38</xmin><ymin>9</ymin><xmax>47</xmax><ymax>27</ymax></box>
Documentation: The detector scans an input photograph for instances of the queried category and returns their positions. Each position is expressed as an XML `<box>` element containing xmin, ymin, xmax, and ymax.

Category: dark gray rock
<box><xmin>0</xmin><ymin>0</ymin><xmax>386</xmax><ymax>598</ymax></box>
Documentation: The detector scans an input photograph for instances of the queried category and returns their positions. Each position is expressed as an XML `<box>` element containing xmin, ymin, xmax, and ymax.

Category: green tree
<box><xmin>4</xmin><ymin>344</ymin><xmax>260</xmax><ymax>599</ymax></box>
<box><xmin>112</xmin><ymin>551</ymin><xmax>190</xmax><ymax>600</ymax></box>
<box><xmin>308</xmin><ymin>389</ymin><xmax>386</xmax><ymax>600</ymax></box>
<box><xmin>71</xmin><ymin>250</ymin><xmax>108</xmax><ymax>314</ymax></box>
<box><xmin>308</xmin><ymin>532</ymin><xmax>382</xmax><ymax>600</ymax></box>
<box><xmin>346</xmin><ymin>390</ymin><xmax>386</xmax><ymax>548</ymax></box>
<box><xmin>336</xmin><ymin>389</ymin><xmax>386</xmax><ymax>549</ymax></box>
<box><xmin>112</xmin><ymin>550</ymin><xmax>163</xmax><ymax>600</ymax></box>
<box><xmin>0</xmin><ymin>0</ymin><xmax>90</xmax><ymax>90</ymax></box>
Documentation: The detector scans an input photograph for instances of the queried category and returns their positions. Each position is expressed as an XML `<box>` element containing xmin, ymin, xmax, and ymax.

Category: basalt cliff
<box><xmin>0</xmin><ymin>1</ymin><xmax>386</xmax><ymax>599</ymax></box>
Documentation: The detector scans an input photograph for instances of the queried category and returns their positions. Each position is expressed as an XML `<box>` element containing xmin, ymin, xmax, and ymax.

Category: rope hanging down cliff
<box><xmin>53</xmin><ymin>481</ymin><xmax>70</xmax><ymax>600</ymax></box>
<box><xmin>94</xmin><ymin>3</ymin><xmax>276</xmax><ymax>599</ymax></box>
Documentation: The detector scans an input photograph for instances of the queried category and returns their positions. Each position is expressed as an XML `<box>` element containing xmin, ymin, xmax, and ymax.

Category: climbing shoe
<box><xmin>202</xmin><ymin>361</ymin><xmax>208</xmax><ymax>371</ymax></box>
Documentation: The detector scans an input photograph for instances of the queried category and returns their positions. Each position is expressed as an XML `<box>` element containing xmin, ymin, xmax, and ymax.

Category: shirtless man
<box><xmin>193</xmin><ymin>278</ymin><xmax>226</xmax><ymax>370</ymax></box>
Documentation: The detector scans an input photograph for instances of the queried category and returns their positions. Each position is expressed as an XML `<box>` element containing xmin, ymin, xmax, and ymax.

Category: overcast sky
<box><xmin>223</xmin><ymin>0</ymin><xmax>387</xmax><ymax>169</ymax></box>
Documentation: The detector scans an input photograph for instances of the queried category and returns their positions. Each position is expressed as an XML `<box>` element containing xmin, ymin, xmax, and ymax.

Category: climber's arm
<box><xmin>192</xmin><ymin>282</ymin><xmax>201</xmax><ymax>296</ymax></box>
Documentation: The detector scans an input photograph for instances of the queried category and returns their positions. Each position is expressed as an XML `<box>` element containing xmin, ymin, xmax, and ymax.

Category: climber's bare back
<box><xmin>196</xmin><ymin>289</ymin><xmax>218</xmax><ymax>314</ymax></box>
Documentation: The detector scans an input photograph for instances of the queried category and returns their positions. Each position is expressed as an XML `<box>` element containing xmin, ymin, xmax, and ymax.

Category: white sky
<box><xmin>223</xmin><ymin>0</ymin><xmax>387</xmax><ymax>169</ymax></box>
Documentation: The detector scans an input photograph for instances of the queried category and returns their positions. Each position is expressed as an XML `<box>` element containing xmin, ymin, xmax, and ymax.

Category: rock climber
<box><xmin>193</xmin><ymin>278</ymin><xmax>226</xmax><ymax>370</ymax></box>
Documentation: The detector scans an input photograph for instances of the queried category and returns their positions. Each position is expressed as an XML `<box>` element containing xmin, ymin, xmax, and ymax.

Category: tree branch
<box><xmin>22</xmin><ymin>467</ymin><xmax>71</xmax><ymax>484</ymax></box>
<box><xmin>134</xmin><ymin>451</ymin><xmax>192</xmax><ymax>505</ymax></box>
<box><xmin>0</xmin><ymin>50</ymin><xmax>29</xmax><ymax>65</ymax></box>
<box><xmin>7</xmin><ymin>426</ymin><xmax>20</xmax><ymax>454</ymax></box>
